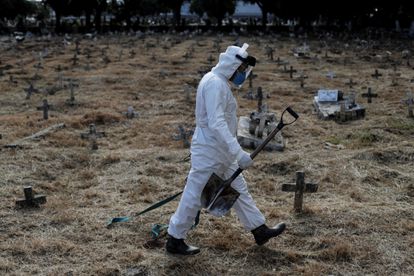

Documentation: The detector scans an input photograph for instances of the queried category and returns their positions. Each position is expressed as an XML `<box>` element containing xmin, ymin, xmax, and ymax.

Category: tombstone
<box><xmin>123</xmin><ymin>106</ymin><xmax>139</xmax><ymax>119</ymax></box>
<box><xmin>24</xmin><ymin>82</ymin><xmax>39</xmax><ymax>99</ymax></box>
<box><xmin>80</xmin><ymin>124</ymin><xmax>106</xmax><ymax>150</ymax></box>
<box><xmin>326</xmin><ymin>71</ymin><xmax>336</xmax><ymax>80</ymax></box>
<box><xmin>172</xmin><ymin>125</ymin><xmax>194</xmax><ymax>148</ymax></box>
<box><xmin>237</xmin><ymin>88</ymin><xmax>284</xmax><ymax>151</ymax></box>
<box><xmin>282</xmin><ymin>171</ymin><xmax>318</xmax><ymax>213</ymax></box>
<box><xmin>36</xmin><ymin>99</ymin><xmax>52</xmax><ymax>120</ymax></box>
<box><xmin>403</xmin><ymin>92</ymin><xmax>414</xmax><ymax>118</ymax></box>
<box><xmin>265</xmin><ymin>46</ymin><xmax>274</xmax><ymax>61</ymax></box>
<box><xmin>16</xmin><ymin>186</ymin><xmax>46</xmax><ymax>208</ymax></box>
<box><xmin>362</xmin><ymin>87</ymin><xmax>378</xmax><ymax>103</ymax></box>
<box><xmin>313</xmin><ymin>89</ymin><xmax>365</xmax><ymax>121</ymax></box>
<box><xmin>345</xmin><ymin>78</ymin><xmax>357</xmax><ymax>88</ymax></box>
<box><xmin>371</xmin><ymin>69</ymin><xmax>382</xmax><ymax>79</ymax></box>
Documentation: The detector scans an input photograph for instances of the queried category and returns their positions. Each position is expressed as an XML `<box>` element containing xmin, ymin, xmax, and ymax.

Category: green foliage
<box><xmin>0</xmin><ymin>0</ymin><xmax>37</xmax><ymax>19</ymax></box>
<box><xmin>325</xmin><ymin>136</ymin><xmax>343</xmax><ymax>145</ymax></box>
<box><xmin>347</xmin><ymin>131</ymin><xmax>380</xmax><ymax>148</ymax></box>
<box><xmin>190</xmin><ymin>0</ymin><xmax>236</xmax><ymax>26</ymax></box>
<box><xmin>385</xmin><ymin>117</ymin><xmax>414</xmax><ymax>134</ymax></box>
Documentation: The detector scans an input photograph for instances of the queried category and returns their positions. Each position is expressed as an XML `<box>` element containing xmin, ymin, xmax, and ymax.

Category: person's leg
<box><xmin>168</xmin><ymin>168</ymin><xmax>210</xmax><ymax>239</ymax></box>
<box><xmin>226</xmin><ymin>163</ymin><xmax>286</xmax><ymax>245</ymax></box>
<box><xmin>226</xmin><ymin>165</ymin><xmax>266</xmax><ymax>230</ymax></box>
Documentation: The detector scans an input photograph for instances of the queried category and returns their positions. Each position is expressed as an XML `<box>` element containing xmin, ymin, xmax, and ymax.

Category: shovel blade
<box><xmin>201</xmin><ymin>173</ymin><xmax>240</xmax><ymax>216</ymax></box>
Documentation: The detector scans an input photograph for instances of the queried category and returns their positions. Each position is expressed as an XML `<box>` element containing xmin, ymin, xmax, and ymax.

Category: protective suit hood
<box><xmin>211</xmin><ymin>43</ymin><xmax>250</xmax><ymax>80</ymax></box>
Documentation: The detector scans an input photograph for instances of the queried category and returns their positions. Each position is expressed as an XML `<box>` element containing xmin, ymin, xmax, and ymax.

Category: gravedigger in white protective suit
<box><xmin>166</xmin><ymin>43</ymin><xmax>286</xmax><ymax>255</ymax></box>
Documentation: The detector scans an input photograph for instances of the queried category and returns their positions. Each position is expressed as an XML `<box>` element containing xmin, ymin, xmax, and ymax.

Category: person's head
<box><xmin>213</xmin><ymin>43</ymin><xmax>256</xmax><ymax>87</ymax></box>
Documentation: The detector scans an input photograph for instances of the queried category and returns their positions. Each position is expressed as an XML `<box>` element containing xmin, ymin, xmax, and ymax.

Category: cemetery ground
<box><xmin>0</xmin><ymin>32</ymin><xmax>413</xmax><ymax>275</ymax></box>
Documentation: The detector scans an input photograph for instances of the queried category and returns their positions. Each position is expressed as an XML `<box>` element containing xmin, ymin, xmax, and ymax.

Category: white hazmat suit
<box><xmin>168</xmin><ymin>44</ymin><xmax>266</xmax><ymax>239</ymax></box>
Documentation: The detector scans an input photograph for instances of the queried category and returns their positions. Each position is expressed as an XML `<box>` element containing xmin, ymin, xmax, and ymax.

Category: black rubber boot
<box><xmin>251</xmin><ymin>223</ymin><xmax>286</xmax><ymax>246</ymax></box>
<box><xmin>166</xmin><ymin>235</ymin><xmax>200</xmax><ymax>255</ymax></box>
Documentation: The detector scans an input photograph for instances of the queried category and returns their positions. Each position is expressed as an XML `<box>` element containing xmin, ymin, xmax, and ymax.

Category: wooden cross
<box><xmin>345</xmin><ymin>78</ymin><xmax>357</xmax><ymax>88</ymax></box>
<box><xmin>66</xmin><ymin>80</ymin><xmax>77</xmax><ymax>106</ymax></box>
<box><xmin>403</xmin><ymin>92</ymin><xmax>413</xmax><ymax>118</ymax></box>
<box><xmin>287</xmin><ymin>66</ymin><xmax>297</xmax><ymax>79</ymax></box>
<box><xmin>390</xmin><ymin>65</ymin><xmax>400</xmax><ymax>86</ymax></box>
<box><xmin>207</xmin><ymin>54</ymin><xmax>215</xmax><ymax>65</ymax></box>
<box><xmin>24</xmin><ymin>83</ymin><xmax>39</xmax><ymax>99</ymax></box>
<box><xmin>16</xmin><ymin>186</ymin><xmax>46</xmax><ymax>208</ymax></box>
<box><xmin>265</xmin><ymin>46</ymin><xmax>274</xmax><ymax>61</ymax></box>
<box><xmin>248</xmin><ymin>72</ymin><xmax>257</xmax><ymax>89</ymax></box>
<box><xmin>282</xmin><ymin>171</ymin><xmax>318</xmax><ymax>213</ymax></box>
<box><xmin>173</xmin><ymin>125</ymin><xmax>193</xmax><ymax>148</ymax></box>
<box><xmin>299</xmin><ymin>72</ymin><xmax>308</xmax><ymax>88</ymax></box>
<box><xmin>275</xmin><ymin>57</ymin><xmax>288</xmax><ymax>66</ymax></box>
<box><xmin>362</xmin><ymin>87</ymin><xmax>378</xmax><ymax>103</ymax></box>
<box><xmin>71</xmin><ymin>53</ymin><xmax>79</xmax><ymax>66</ymax></box>
<box><xmin>36</xmin><ymin>99</ymin><xmax>52</xmax><ymax>120</ymax></box>
<box><xmin>182</xmin><ymin>52</ymin><xmax>191</xmax><ymax>60</ymax></box>
<box><xmin>80</xmin><ymin>124</ymin><xmax>106</xmax><ymax>150</ymax></box>
<box><xmin>371</xmin><ymin>69</ymin><xmax>382</xmax><ymax>79</ymax></box>
<box><xmin>75</xmin><ymin>39</ymin><xmax>81</xmax><ymax>54</ymax></box>
<box><xmin>257</xmin><ymin>87</ymin><xmax>264</xmax><ymax>113</ymax></box>
<box><xmin>129</xmin><ymin>49</ymin><xmax>136</xmax><ymax>58</ymax></box>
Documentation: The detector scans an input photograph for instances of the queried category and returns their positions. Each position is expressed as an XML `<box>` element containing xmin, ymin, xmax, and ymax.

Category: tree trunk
<box><xmin>55</xmin><ymin>11</ymin><xmax>61</xmax><ymax>33</ymax></box>
<box><xmin>173</xmin><ymin>7</ymin><xmax>181</xmax><ymax>26</ymax></box>
<box><xmin>261</xmin><ymin>9</ymin><xmax>268</xmax><ymax>27</ymax></box>
<box><xmin>95</xmin><ymin>10</ymin><xmax>102</xmax><ymax>33</ymax></box>
<box><xmin>86</xmin><ymin>12</ymin><xmax>91</xmax><ymax>31</ymax></box>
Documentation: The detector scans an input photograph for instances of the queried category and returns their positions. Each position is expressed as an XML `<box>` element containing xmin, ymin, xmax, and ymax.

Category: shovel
<box><xmin>200</xmin><ymin>106</ymin><xmax>299</xmax><ymax>217</ymax></box>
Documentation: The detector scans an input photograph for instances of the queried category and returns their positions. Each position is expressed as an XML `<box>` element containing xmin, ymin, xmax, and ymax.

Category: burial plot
<box><xmin>282</xmin><ymin>171</ymin><xmax>318</xmax><ymax>213</ymax></box>
<box><xmin>313</xmin><ymin>89</ymin><xmax>365</xmax><ymax>122</ymax></box>
<box><xmin>16</xmin><ymin>186</ymin><xmax>46</xmax><ymax>208</ymax></box>
<box><xmin>237</xmin><ymin>88</ymin><xmax>284</xmax><ymax>151</ymax></box>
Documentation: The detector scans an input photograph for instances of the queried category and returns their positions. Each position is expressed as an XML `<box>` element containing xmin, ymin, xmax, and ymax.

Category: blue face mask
<box><xmin>232</xmin><ymin>71</ymin><xmax>246</xmax><ymax>86</ymax></box>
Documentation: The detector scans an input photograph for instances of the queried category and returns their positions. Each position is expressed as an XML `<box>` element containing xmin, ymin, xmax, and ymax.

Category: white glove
<box><xmin>237</xmin><ymin>150</ymin><xmax>253</xmax><ymax>169</ymax></box>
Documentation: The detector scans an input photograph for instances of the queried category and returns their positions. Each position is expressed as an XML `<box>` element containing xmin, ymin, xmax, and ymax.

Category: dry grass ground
<box><xmin>0</xmin><ymin>32</ymin><xmax>413</xmax><ymax>275</ymax></box>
